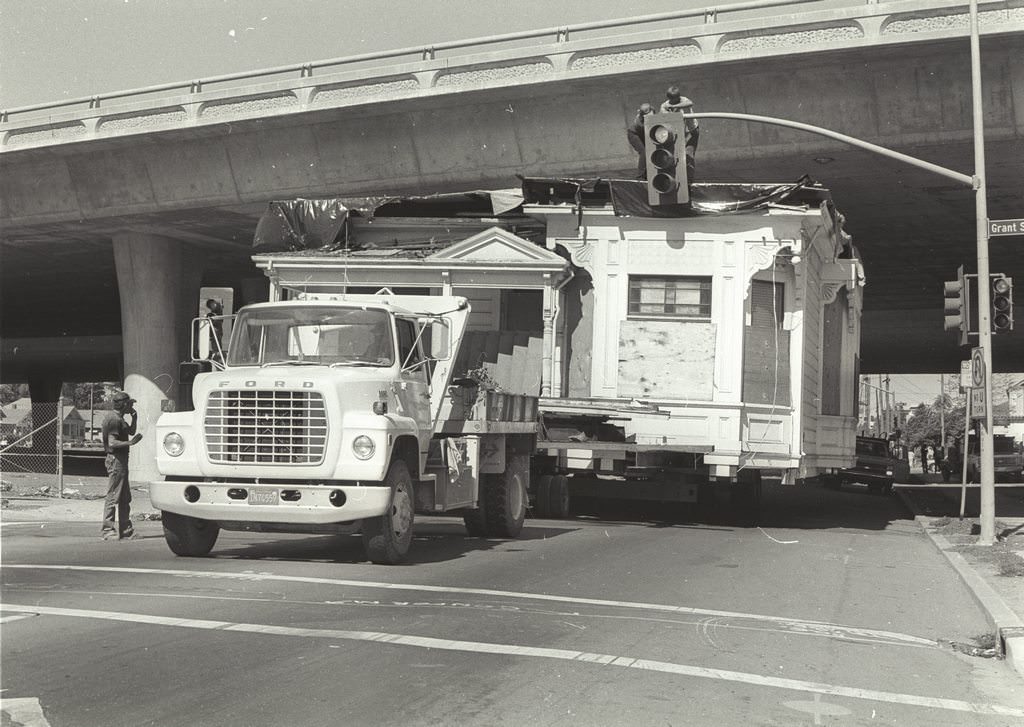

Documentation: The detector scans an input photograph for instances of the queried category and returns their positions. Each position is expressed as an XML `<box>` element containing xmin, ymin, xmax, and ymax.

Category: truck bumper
<box><xmin>149</xmin><ymin>481</ymin><xmax>391</xmax><ymax>524</ymax></box>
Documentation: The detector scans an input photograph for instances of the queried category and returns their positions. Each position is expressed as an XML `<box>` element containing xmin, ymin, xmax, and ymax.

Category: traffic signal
<box><xmin>992</xmin><ymin>275</ymin><xmax>1014</xmax><ymax>334</ymax></box>
<box><xmin>643</xmin><ymin>113</ymin><xmax>689</xmax><ymax>206</ymax></box>
<box><xmin>943</xmin><ymin>265</ymin><xmax>968</xmax><ymax>345</ymax></box>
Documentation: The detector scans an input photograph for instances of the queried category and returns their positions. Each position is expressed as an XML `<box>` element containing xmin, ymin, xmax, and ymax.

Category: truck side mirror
<box><xmin>425</xmin><ymin>318</ymin><xmax>452</xmax><ymax>361</ymax></box>
<box><xmin>179</xmin><ymin>360</ymin><xmax>212</xmax><ymax>384</ymax></box>
<box><xmin>191</xmin><ymin>314</ymin><xmax>234</xmax><ymax>364</ymax></box>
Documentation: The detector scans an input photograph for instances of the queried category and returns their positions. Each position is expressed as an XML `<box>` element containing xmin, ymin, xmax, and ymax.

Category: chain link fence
<box><xmin>1</xmin><ymin>401</ymin><xmax>66</xmax><ymax>495</ymax></box>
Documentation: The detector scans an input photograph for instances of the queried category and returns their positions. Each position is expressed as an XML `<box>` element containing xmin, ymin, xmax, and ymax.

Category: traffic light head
<box><xmin>992</xmin><ymin>275</ymin><xmax>1014</xmax><ymax>334</ymax></box>
<box><xmin>643</xmin><ymin>113</ymin><xmax>689</xmax><ymax>206</ymax></box>
<box><xmin>943</xmin><ymin>266</ymin><xmax>969</xmax><ymax>345</ymax></box>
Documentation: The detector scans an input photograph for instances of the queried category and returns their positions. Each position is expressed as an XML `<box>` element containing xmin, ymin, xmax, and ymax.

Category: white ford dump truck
<box><xmin>150</xmin><ymin>293</ymin><xmax>537</xmax><ymax>563</ymax></box>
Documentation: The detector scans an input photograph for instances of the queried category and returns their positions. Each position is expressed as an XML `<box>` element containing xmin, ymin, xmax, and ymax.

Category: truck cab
<box><xmin>150</xmin><ymin>294</ymin><xmax>496</xmax><ymax>563</ymax></box>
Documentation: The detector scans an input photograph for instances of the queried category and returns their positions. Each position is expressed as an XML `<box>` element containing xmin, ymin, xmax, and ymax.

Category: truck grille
<box><xmin>204</xmin><ymin>390</ymin><xmax>328</xmax><ymax>464</ymax></box>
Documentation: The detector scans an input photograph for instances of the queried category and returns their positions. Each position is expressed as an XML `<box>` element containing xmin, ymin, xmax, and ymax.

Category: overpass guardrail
<box><xmin>1</xmin><ymin>0</ymin><xmax>1022</xmax><ymax>151</ymax></box>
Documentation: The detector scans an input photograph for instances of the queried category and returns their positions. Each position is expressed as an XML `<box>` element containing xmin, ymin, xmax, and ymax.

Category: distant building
<box><xmin>0</xmin><ymin>398</ymin><xmax>88</xmax><ymax>446</ymax></box>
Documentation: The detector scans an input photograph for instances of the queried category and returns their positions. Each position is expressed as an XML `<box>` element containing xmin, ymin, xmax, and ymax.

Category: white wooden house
<box><xmin>253</xmin><ymin>179</ymin><xmax>863</xmax><ymax>485</ymax></box>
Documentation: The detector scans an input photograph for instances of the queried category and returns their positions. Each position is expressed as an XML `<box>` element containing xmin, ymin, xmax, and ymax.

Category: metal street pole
<box><xmin>940</xmin><ymin>373</ymin><xmax>946</xmax><ymax>450</ymax></box>
<box><xmin>969</xmin><ymin>0</ymin><xmax>996</xmax><ymax>546</ymax></box>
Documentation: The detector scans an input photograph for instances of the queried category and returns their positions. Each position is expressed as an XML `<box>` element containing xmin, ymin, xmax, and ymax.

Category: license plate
<box><xmin>248</xmin><ymin>489</ymin><xmax>278</xmax><ymax>505</ymax></box>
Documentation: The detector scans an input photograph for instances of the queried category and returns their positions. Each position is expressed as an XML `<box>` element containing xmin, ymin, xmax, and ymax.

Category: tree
<box><xmin>903</xmin><ymin>394</ymin><xmax>966</xmax><ymax>452</ymax></box>
<box><xmin>0</xmin><ymin>384</ymin><xmax>29</xmax><ymax>406</ymax></box>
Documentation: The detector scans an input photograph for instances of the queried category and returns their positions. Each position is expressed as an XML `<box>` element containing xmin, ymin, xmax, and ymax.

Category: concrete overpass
<box><xmin>2</xmin><ymin>0</ymin><xmax>1023</xmax><ymax>478</ymax></box>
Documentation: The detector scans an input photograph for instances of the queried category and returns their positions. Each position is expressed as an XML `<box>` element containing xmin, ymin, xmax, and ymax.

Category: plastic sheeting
<box><xmin>251</xmin><ymin>178</ymin><xmax>829</xmax><ymax>251</ymax></box>
<box><xmin>252</xmin><ymin>189</ymin><xmax>528</xmax><ymax>251</ymax></box>
<box><xmin>520</xmin><ymin>176</ymin><xmax>829</xmax><ymax>217</ymax></box>
<box><xmin>252</xmin><ymin>199</ymin><xmax>350</xmax><ymax>252</ymax></box>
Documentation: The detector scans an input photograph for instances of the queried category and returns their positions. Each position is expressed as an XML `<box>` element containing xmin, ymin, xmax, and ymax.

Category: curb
<box><xmin>897</xmin><ymin>490</ymin><xmax>1024</xmax><ymax>678</ymax></box>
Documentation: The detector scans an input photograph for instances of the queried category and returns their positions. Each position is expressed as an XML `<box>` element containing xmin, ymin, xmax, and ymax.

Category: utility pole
<box><xmin>884</xmin><ymin>374</ymin><xmax>892</xmax><ymax>436</ymax></box>
<box><xmin>877</xmin><ymin>374</ymin><xmax>884</xmax><ymax>436</ymax></box>
<box><xmin>969</xmin><ymin>0</ymin><xmax>996</xmax><ymax>546</ymax></box>
<box><xmin>863</xmin><ymin>377</ymin><xmax>871</xmax><ymax>436</ymax></box>
<box><xmin>939</xmin><ymin>373</ymin><xmax>946</xmax><ymax>450</ymax></box>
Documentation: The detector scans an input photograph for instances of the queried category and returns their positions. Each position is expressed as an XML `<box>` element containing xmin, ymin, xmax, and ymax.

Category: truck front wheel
<box><xmin>484</xmin><ymin>453</ymin><xmax>529</xmax><ymax>538</ymax></box>
<box><xmin>362</xmin><ymin>460</ymin><xmax>415</xmax><ymax>564</ymax></box>
<box><xmin>162</xmin><ymin>512</ymin><xmax>220</xmax><ymax>557</ymax></box>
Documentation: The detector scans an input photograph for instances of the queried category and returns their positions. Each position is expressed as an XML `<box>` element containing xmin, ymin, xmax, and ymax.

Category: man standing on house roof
<box><xmin>660</xmin><ymin>86</ymin><xmax>700</xmax><ymax>182</ymax></box>
<box><xmin>100</xmin><ymin>391</ymin><xmax>143</xmax><ymax>540</ymax></box>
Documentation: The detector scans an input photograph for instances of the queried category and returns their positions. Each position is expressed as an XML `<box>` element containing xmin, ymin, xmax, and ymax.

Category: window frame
<box><xmin>627</xmin><ymin>275</ymin><xmax>713</xmax><ymax>321</ymax></box>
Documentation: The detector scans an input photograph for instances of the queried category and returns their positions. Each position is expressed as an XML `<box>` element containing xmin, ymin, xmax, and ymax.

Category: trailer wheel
<box><xmin>484</xmin><ymin>453</ymin><xmax>529</xmax><ymax>538</ymax></box>
<box><xmin>548</xmin><ymin>474</ymin><xmax>571</xmax><ymax>519</ymax></box>
<box><xmin>462</xmin><ymin>493</ymin><xmax>488</xmax><ymax>537</ymax></box>
<box><xmin>362</xmin><ymin>460</ymin><xmax>415</xmax><ymax>564</ymax></box>
<box><xmin>162</xmin><ymin>511</ymin><xmax>219</xmax><ymax>557</ymax></box>
<box><xmin>732</xmin><ymin>471</ymin><xmax>762</xmax><ymax>526</ymax></box>
<box><xmin>533</xmin><ymin>474</ymin><xmax>552</xmax><ymax>518</ymax></box>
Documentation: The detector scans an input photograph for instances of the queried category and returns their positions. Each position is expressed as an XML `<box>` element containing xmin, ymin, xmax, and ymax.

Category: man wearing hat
<box><xmin>660</xmin><ymin>86</ymin><xmax>701</xmax><ymax>181</ymax></box>
<box><xmin>100</xmin><ymin>391</ymin><xmax>143</xmax><ymax>540</ymax></box>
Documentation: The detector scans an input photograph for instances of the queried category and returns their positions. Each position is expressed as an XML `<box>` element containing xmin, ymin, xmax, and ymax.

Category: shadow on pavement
<box><xmin>209</xmin><ymin>520</ymin><xmax>580</xmax><ymax>565</ymax></box>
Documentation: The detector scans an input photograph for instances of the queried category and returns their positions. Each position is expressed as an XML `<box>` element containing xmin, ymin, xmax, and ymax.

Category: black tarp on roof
<box><xmin>520</xmin><ymin>176</ymin><xmax>829</xmax><ymax>217</ymax></box>
<box><xmin>252</xmin><ymin>190</ymin><xmax>526</xmax><ymax>252</ymax></box>
<box><xmin>252</xmin><ymin>177</ymin><xmax>828</xmax><ymax>252</ymax></box>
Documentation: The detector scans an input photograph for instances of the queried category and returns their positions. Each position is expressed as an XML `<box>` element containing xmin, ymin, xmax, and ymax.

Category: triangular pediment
<box><xmin>427</xmin><ymin>227</ymin><xmax>565</xmax><ymax>266</ymax></box>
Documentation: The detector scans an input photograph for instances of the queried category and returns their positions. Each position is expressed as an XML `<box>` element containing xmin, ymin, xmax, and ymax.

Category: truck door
<box><xmin>395</xmin><ymin>317</ymin><xmax>432</xmax><ymax>435</ymax></box>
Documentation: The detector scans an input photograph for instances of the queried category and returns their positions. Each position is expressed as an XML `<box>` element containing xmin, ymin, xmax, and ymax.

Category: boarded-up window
<box><xmin>820</xmin><ymin>288</ymin><xmax>847</xmax><ymax>415</ymax></box>
<box><xmin>743</xmin><ymin>280</ymin><xmax>790</xmax><ymax>406</ymax></box>
<box><xmin>628</xmin><ymin>276</ymin><xmax>711</xmax><ymax>319</ymax></box>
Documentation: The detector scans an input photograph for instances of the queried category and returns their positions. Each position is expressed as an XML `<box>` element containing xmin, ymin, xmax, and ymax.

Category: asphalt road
<box><xmin>3</xmin><ymin>484</ymin><xmax>1024</xmax><ymax>727</ymax></box>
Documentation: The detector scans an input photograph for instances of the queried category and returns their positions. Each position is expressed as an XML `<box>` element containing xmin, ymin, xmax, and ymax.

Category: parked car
<box><xmin>963</xmin><ymin>435</ymin><xmax>1023</xmax><ymax>483</ymax></box>
<box><xmin>832</xmin><ymin>436</ymin><xmax>909</xmax><ymax>495</ymax></box>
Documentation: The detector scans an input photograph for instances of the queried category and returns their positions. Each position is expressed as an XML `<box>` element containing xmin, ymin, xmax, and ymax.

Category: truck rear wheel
<box><xmin>162</xmin><ymin>511</ymin><xmax>220</xmax><ymax>557</ymax></box>
<box><xmin>362</xmin><ymin>460</ymin><xmax>415</xmax><ymax>564</ymax></box>
<box><xmin>483</xmin><ymin>453</ymin><xmax>529</xmax><ymax>538</ymax></box>
<box><xmin>532</xmin><ymin>474</ymin><xmax>552</xmax><ymax>518</ymax></box>
<box><xmin>548</xmin><ymin>474</ymin><xmax>571</xmax><ymax>519</ymax></box>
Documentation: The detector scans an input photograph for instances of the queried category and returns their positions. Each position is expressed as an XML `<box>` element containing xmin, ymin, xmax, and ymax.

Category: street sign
<box><xmin>971</xmin><ymin>347</ymin><xmax>985</xmax><ymax>388</ymax></box>
<box><xmin>988</xmin><ymin>218</ymin><xmax>1024</xmax><ymax>237</ymax></box>
<box><xmin>960</xmin><ymin>360</ymin><xmax>972</xmax><ymax>390</ymax></box>
<box><xmin>970</xmin><ymin>347</ymin><xmax>986</xmax><ymax>419</ymax></box>
<box><xmin>971</xmin><ymin>386</ymin><xmax>987</xmax><ymax>419</ymax></box>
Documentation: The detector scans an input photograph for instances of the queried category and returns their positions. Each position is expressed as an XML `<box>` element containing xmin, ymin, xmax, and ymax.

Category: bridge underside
<box><xmin>2</xmin><ymin>36</ymin><xmax>1023</xmax><ymax>383</ymax></box>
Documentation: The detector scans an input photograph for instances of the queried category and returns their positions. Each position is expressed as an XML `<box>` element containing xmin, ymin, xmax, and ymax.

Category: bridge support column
<box><xmin>112</xmin><ymin>232</ymin><xmax>203</xmax><ymax>485</ymax></box>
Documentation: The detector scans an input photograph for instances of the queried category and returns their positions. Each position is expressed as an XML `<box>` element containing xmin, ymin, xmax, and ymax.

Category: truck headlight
<box><xmin>886</xmin><ymin>470</ymin><xmax>893</xmax><ymax>476</ymax></box>
<box><xmin>163</xmin><ymin>432</ymin><xmax>185</xmax><ymax>457</ymax></box>
<box><xmin>352</xmin><ymin>435</ymin><xmax>375</xmax><ymax>460</ymax></box>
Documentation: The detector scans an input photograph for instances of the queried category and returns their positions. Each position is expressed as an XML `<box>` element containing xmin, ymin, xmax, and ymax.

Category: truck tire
<box><xmin>483</xmin><ymin>453</ymin><xmax>529</xmax><ymax>538</ymax></box>
<box><xmin>462</xmin><ymin>497</ymin><xmax>488</xmax><ymax>537</ymax></box>
<box><xmin>533</xmin><ymin>474</ymin><xmax>552</xmax><ymax>518</ymax></box>
<box><xmin>362</xmin><ymin>460</ymin><xmax>415</xmax><ymax>564</ymax></box>
<box><xmin>548</xmin><ymin>474</ymin><xmax>571</xmax><ymax>519</ymax></box>
<box><xmin>162</xmin><ymin>511</ymin><xmax>219</xmax><ymax>557</ymax></box>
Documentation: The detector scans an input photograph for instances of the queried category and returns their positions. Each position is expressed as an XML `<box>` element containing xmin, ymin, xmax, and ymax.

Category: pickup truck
<box><xmin>832</xmin><ymin>436</ymin><xmax>909</xmax><ymax>494</ymax></box>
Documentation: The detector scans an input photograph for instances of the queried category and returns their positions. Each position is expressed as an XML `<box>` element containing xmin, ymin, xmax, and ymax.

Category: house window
<box><xmin>628</xmin><ymin>276</ymin><xmax>711</xmax><ymax>319</ymax></box>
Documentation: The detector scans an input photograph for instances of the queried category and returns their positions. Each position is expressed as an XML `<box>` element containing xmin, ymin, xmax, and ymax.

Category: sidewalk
<box><xmin>0</xmin><ymin>470</ymin><xmax>160</xmax><ymax>523</ymax></box>
<box><xmin>896</xmin><ymin>479</ymin><xmax>1024</xmax><ymax>679</ymax></box>
<box><xmin>3</xmin><ymin>469</ymin><xmax>1023</xmax><ymax>677</ymax></box>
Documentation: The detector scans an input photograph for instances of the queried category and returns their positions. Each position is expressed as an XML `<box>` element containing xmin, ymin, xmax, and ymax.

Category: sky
<box><xmin>0</xmin><ymin>0</ymin><xmax>791</xmax><ymax>109</ymax></box>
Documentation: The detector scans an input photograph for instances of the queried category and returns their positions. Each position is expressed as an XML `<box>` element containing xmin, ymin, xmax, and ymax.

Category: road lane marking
<box><xmin>2</xmin><ymin>564</ymin><xmax>936</xmax><ymax>648</ymax></box>
<box><xmin>1</xmin><ymin>602</ymin><xmax>1021</xmax><ymax>719</ymax></box>
<box><xmin>1</xmin><ymin>585</ymin><xmax>937</xmax><ymax>649</ymax></box>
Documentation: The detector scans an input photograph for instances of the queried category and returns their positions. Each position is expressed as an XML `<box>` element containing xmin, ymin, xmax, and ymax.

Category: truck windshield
<box><xmin>226</xmin><ymin>306</ymin><xmax>395</xmax><ymax>367</ymax></box>
<box><xmin>856</xmin><ymin>439</ymin><xmax>889</xmax><ymax>458</ymax></box>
